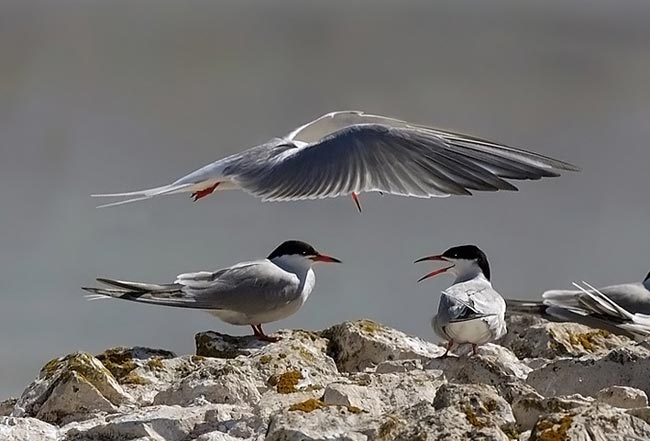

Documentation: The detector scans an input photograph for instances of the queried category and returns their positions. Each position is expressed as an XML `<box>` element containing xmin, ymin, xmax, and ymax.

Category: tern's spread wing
<box><xmin>82</xmin><ymin>260</ymin><xmax>302</xmax><ymax>316</ymax></box>
<box><xmin>230</xmin><ymin>110</ymin><xmax>579</xmax><ymax>202</ymax></box>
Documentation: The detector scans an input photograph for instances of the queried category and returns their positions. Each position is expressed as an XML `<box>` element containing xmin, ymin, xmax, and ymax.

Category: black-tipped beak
<box><xmin>414</xmin><ymin>254</ymin><xmax>453</xmax><ymax>282</ymax></box>
<box><xmin>311</xmin><ymin>253</ymin><xmax>342</xmax><ymax>264</ymax></box>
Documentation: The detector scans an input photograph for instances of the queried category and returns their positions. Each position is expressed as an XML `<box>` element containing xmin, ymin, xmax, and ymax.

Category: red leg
<box><xmin>252</xmin><ymin>324</ymin><xmax>280</xmax><ymax>342</ymax></box>
<box><xmin>441</xmin><ymin>340</ymin><xmax>454</xmax><ymax>358</ymax></box>
<box><xmin>472</xmin><ymin>344</ymin><xmax>479</xmax><ymax>356</ymax></box>
<box><xmin>351</xmin><ymin>192</ymin><xmax>362</xmax><ymax>212</ymax></box>
<box><xmin>192</xmin><ymin>182</ymin><xmax>220</xmax><ymax>202</ymax></box>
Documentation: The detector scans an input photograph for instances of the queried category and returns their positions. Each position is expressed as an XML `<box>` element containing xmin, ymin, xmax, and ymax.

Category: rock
<box><xmin>154</xmin><ymin>362</ymin><xmax>261</xmax><ymax>406</ymax></box>
<box><xmin>511</xmin><ymin>389</ymin><xmax>593</xmax><ymax>431</ymax></box>
<box><xmin>374</xmin><ymin>359</ymin><xmax>423</xmax><ymax>373</ymax></box>
<box><xmin>0</xmin><ymin>398</ymin><xmax>16</xmax><ymax>417</ymax></box>
<box><xmin>597</xmin><ymin>386</ymin><xmax>648</xmax><ymax>409</ymax></box>
<box><xmin>62</xmin><ymin>404</ymin><xmax>256</xmax><ymax>441</ymax></box>
<box><xmin>322</xmin><ymin>319</ymin><xmax>445</xmax><ymax>372</ymax></box>
<box><xmin>196</xmin><ymin>329</ymin><xmax>338</xmax><ymax>387</ymax></box>
<box><xmin>529</xmin><ymin>403</ymin><xmax>650</xmax><ymax>440</ymax></box>
<box><xmin>268</xmin><ymin>383</ymin><xmax>517</xmax><ymax>441</ymax></box>
<box><xmin>95</xmin><ymin>348</ymin><xmax>206</xmax><ymax>406</ymax></box>
<box><xmin>0</xmin><ymin>417</ymin><xmax>58</xmax><ymax>441</ymax></box>
<box><xmin>322</xmin><ymin>369</ymin><xmax>445</xmax><ymax>414</ymax></box>
<box><xmin>425</xmin><ymin>344</ymin><xmax>531</xmax><ymax>397</ymax></box>
<box><xmin>3</xmin><ymin>320</ymin><xmax>648</xmax><ymax>441</ymax></box>
<box><xmin>14</xmin><ymin>352</ymin><xmax>134</xmax><ymax>424</ymax></box>
<box><xmin>195</xmin><ymin>332</ymin><xmax>268</xmax><ymax>359</ymax></box>
<box><xmin>266</xmin><ymin>404</ymin><xmax>374</xmax><ymax>441</ymax></box>
<box><xmin>527</xmin><ymin>344</ymin><xmax>650</xmax><ymax>398</ymax></box>
<box><xmin>501</xmin><ymin>315</ymin><xmax>632</xmax><ymax>359</ymax></box>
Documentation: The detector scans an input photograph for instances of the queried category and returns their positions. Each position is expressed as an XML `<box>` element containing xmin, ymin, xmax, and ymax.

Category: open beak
<box><xmin>414</xmin><ymin>254</ymin><xmax>454</xmax><ymax>283</ymax></box>
<box><xmin>311</xmin><ymin>253</ymin><xmax>342</xmax><ymax>264</ymax></box>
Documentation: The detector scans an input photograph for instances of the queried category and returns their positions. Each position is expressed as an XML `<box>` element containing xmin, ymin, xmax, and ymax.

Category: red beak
<box><xmin>414</xmin><ymin>254</ymin><xmax>454</xmax><ymax>283</ymax></box>
<box><xmin>311</xmin><ymin>253</ymin><xmax>342</xmax><ymax>263</ymax></box>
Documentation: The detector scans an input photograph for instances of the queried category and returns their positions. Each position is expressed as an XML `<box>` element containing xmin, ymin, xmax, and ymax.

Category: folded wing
<box><xmin>82</xmin><ymin>261</ymin><xmax>301</xmax><ymax>316</ymax></box>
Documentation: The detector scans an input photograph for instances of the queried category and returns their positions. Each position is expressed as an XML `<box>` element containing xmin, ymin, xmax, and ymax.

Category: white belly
<box><xmin>441</xmin><ymin>318</ymin><xmax>493</xmax><ymax>345</ymax></box>
<box><xmin>208</xmin><ymin>295</ymin><xmax>307</xmax><ymax>326</ymax></box>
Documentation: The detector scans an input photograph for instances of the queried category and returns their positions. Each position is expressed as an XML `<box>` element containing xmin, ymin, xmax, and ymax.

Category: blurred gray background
<box><xmin>1</xmin><ymin>0</ymin><xmax>649</xmax><ymax>398</ymax></box>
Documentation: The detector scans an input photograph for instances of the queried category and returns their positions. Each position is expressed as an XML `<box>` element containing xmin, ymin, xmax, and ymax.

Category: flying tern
<box><xmin>82</xmin><ymin>240</ymin><xmax>341</xmax><ymax>342</ymax></box>
<box><xmin>415</xmin><ymin>245</ymin><xmax>507</xmax><ymax>356</ymax></box>
<box><xmin>92</xmin><ymin>110</ymin><xmax>579</xmax><ymax>211</ymax></box>
<box><xmin>507</xmin><ymin>272</ymin><xmax>650</xmax><ymax>340</ymax></box>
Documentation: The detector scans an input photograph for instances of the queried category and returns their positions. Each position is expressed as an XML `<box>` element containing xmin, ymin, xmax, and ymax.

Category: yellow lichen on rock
<box><xmin>289</xmin><ymin>398</ymin><xmax>326</xmax><ymax>412</ymax></box>
<box><xmin>276</xmin><ymin>370</ymin><xmax>303</xmax><ymax>394</ymax></box>
<box><xmin>534</xmin><ymin>415</ymin><xmax>573</xmax><ymax>441</ymax></box>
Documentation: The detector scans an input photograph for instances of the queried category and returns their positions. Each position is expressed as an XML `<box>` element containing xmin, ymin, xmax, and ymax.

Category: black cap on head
<box><xmin>645</xmin><ymin>271</ymin><xmax>650</xmax><ymax>283</ymax></box>
<box><xmin>268</xmin><ymin>240</ymin><xmax>318</xmax><ymax>260</ymax></box>
<box><xmin>442</xmin><ymin>244</ymin><xmax>491</xmax><ymax>280</ymax></box>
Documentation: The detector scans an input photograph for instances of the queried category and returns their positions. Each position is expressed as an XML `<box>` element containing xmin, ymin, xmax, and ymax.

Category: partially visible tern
<box><xmin>82</xmin><ymin>240</ymin><xmax>341</xmax><ymax>342</ymax></box>
<box><xmin>507</xmin><ymin>272</ymin><xmax>650</xmax><ymax>340</ymax></box>
<box><xmin>415</xmin><ymin>245</ymin><xmax>507</xmax><ymax>356</ymax></box>
<box><xmin>93</xmin><ymin>110</ymin><xmax>580</xmax><ymax>211</ymax></box>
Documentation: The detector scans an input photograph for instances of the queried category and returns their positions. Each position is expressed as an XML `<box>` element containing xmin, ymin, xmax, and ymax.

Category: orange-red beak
<box><xmin>414</xmin><ymin>254</ymin><xmax>454</xmax><ymax>282</ymax></box>
<box><xmin>311</xmin><ymin>253</ymin><xmax>342</xmax><ymax>263</ymax></box>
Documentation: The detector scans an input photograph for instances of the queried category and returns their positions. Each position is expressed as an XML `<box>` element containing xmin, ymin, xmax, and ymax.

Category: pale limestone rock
<box><xmin>195</xmin><ymin>332</ymin><xmax>268</xmax><ymax>359</ymax></box>
<box><xmin>527</xmin><ymin>345</ymin><xmax>650</xmax><ymax>398</ymax></box>
<box><xmin>154</xmin><ymin>362</ymin><xmax>261</xmax><ymax>406</ymax></box>
<box><xmin>4</xmin><ymin>320</ymin><xmax>648</xmax><ymax>441</ymax></box>
<box><xmin>511</xmin><ymin>389</ymin><xmax>593</xmax><ymax>430</ymax></box>
<box><xmin>596</xmin><ymin>386</ymin><xmax>648</xmax><ymax>409</ymax></box>
<box><xmin>195</xmin><ymin>329</ymin><xmax>339</xmax><ymax>390</ymax></box>
<box><xmin>374</xmin><ymin>359</ymin><xmax>423</xmax><ymax>373</ymax></box>
<box><xmin>266</xmin><ymin>405</ymin><xmax>374</xmax><ymax>441</ymax></box>
<box><xmin>501</xmin><ymin>315</ymin><xmax>632</xmax><ymax>359</ymax></box>
<box><xmin>322</xmin><ymin>369</ymin><xmax>444</xmax><ymax>414</ymax></box>
<box><xmin>529</xmin><ymin>404</ymin><xmax>650</xmax><ymax>440</ymax></box>
<box><xmin>322</xmin><ymin>319</ymin><xmax>445</xmax><ymax>372</ymax></box>
<box><xmin>14</xmin><ymin>352</ymin><xmax>133</xmax><ymax>423</ymax></box>
<box><xmin>94</xmin><ymin>346</ymin><xmax>180</xmax><ymax>405</ymax></box>
<box><xmin>425</xmin><ymin>345</ymin><xmax>531</xmax><ymax>397</ymax></box>
<box><xmin>63</xmin><ymin>404</ymin><xmax>257</xmax><ymax>441</ymax></box>
<box><xmin>0</xmin><ymin>416</ymin><xmax>58</xmax><ymax>441</ymax></box>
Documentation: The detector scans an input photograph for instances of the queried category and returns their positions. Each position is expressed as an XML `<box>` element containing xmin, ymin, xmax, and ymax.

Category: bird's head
<box><xmin>414</xmin><ymin>244</ymin><xmax>490</xmax><ymax>282</ymax></box>
<box><xmin>268</xmin><ymin>240</ymin><xmax>341</xmax><ymax>269</ymax></box>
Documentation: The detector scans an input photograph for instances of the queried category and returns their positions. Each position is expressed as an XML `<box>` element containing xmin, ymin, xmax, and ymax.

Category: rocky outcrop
<box><xmin>3</xmin><ymin>318</ymin><xmax>650</xmax><ymax>440</ymax></box>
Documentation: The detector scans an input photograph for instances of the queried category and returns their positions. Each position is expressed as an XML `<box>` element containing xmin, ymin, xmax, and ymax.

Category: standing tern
<box><xmin>92</xmin><ymin>110</ymin><xmax>579</xmax><ymax>211</ymax></box>
<box><xmin>507</xmin><ymin>272</ymin><xmax>650</xmax><ymax>340</ymax></box>
<box><xmin>82</xmin><ymin>240</ymin><xmax>341</xmax><ymax>342</ymax></box>
<box><xmin>415</xmin><ymin>245</ymin><xmax>507</xmax><ymax>356</ymax></box>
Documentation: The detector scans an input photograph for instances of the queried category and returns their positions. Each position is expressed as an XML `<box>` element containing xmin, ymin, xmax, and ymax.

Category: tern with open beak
<box><xmin>92</xmin><ymin>110</ymin><xmax>579</xmax><ymax>211</ymax></box>
<box><xmin>82</xmin><ymin>240</ymin><xmax>341</xmax><ymax>342</ymax></box>
<box><xmin>415</xmin><ymin>245</ymin><xmax>507</xmax><ymax>356</ymax></box>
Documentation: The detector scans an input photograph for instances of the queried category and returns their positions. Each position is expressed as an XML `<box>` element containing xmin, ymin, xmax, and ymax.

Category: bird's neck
<box><xmin>454</xmin><ymin>270</ymin><xmax>489</xmax><ymax>285</ymax></box>
<box><xmin>271</xmin><ymin>255</ymin><xmax>313</xmax><ymax>281</ymax></box>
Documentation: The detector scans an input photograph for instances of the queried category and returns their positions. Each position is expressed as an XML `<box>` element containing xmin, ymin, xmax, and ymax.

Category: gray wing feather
<box><xmin>229</xmin><ymin>117</ymin><xmax>577</xmax><ymax>201</ymax></box>
<box><xmin>510</xmin><ymin>281</ymin><xmax>650</xmax><ymax>340</ymax></box>
<box><xmin>436</xmin><ymin>283</ymin><xmax>505</xmax><ymax>326</ymax></box>
<box><xmin>83</xmin><ymin>261</ymin><xmax>301</xmax><ymax>316</ymax></box>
